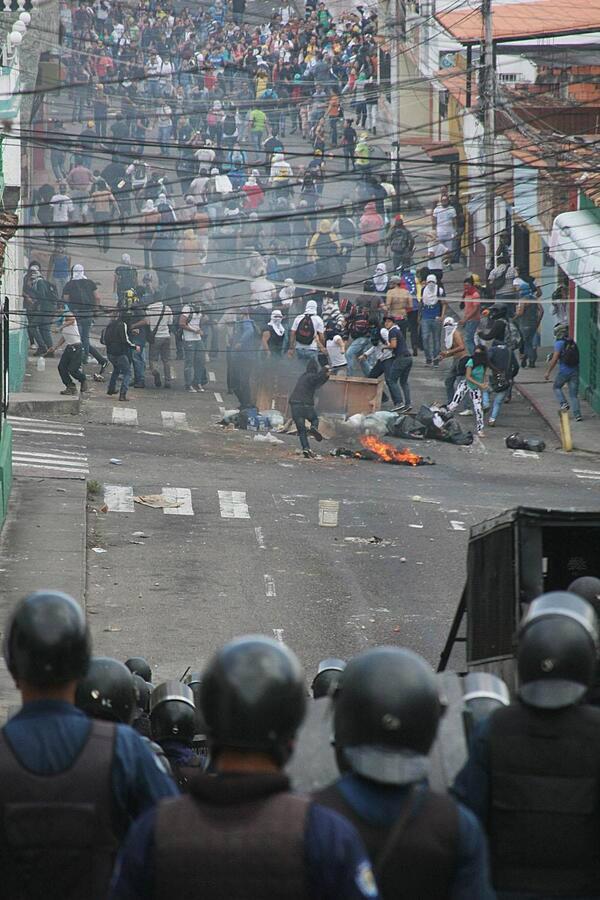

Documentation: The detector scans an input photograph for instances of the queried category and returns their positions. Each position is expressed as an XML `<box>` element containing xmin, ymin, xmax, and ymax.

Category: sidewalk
<box><xmin>10</xmin><ymin>352</ymin><xmax>81</xmax><ymax>417</ymax></box>
<box><xmin>514</xmin><ymin>363</ymin><xmax>600</xmax><ymax>455</ymax></box>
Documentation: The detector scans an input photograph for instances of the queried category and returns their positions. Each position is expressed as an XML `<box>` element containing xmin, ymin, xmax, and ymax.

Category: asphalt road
<box><xmin>80</xmin><ymin>355</ymin><xmax>600</xmax><ymax>685</ymax></box>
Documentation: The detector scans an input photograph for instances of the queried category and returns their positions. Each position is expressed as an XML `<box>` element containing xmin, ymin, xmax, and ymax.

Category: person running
<box><xmin>45</xmin><ymin>304</ymin><xmax>88</xmax><ymax>396</ymax></box>
<box><xmin>545</xmin><ymin>323</ymin><xmax>582</xmax><ymax>421</ymax></box>
<box><xmin>289</xmin><ymin>359</ymin><xmax>330</xmax><ymax>459</ymax></box>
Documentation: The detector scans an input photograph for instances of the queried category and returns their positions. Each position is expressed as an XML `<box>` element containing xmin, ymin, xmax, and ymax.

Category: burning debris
<box><xmin>331</xmin><ymin>436</ymin><xmax>435</xmax><ymax>467</ymax></box>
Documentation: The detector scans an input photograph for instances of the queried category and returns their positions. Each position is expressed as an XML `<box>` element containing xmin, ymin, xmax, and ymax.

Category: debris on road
<box><xmin>110</xmin><ymin>458</ymin><xmax>123</xmax><ymax>465</ymax></box>
<box><xmin>331</xmin><ymin>437</ymin><xmax>434</xmax><ymax>466</ymax></box>
<box><xmin>506</xmin><ymin>433</ymin><xmax>546</xmax><ymax>452</ymax></box>
<box><xmin>253</xmin><ymin>431</ymin><xmax>284</xmax><ymax>444</ymax></box>
<box><xmin>134</xmin><ymin>494</ymin><xmax>182</xmax><ymax>510</ymax></box>
<box><xmin>131</xmin><ymin>531</ymin><xmax>148</xmax><ymax>538</ymax></box>
<box><xmin>91</xmin><ymin>547</ymin><xmax>107</xmax><ymax>554</ymax></box>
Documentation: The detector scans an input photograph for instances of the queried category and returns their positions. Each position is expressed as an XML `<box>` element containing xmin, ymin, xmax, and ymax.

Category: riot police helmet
<box><xmin>132</xmin><ymin>673</ymin><xmax>153</xmax><ymax>713</ymax></box>
<box><xmin>333</xmin><ymin>646</ymin><xmax>443</xmax><ymax>785</ymax></box>
<box><xmin>462</xmin><ymin>672</ymin><xmax>510</xmax><ymax>735</ymax></box>
<box><xmin>200</xmin><ymin>635</ymin><xmax>306</xmax><ymax>763</ymax></box>
<box><xmin>311</xmin><ymin>658</ymin><xmax>346</xmax><ymax>699</ymax></box>
<box><xmin>4</xmin><ymin>590</ymin><xmax>91</xmax><ymax>687</ymax></box>
<box><xmin>517</xmin><ymin>591</ymin><xmax>598</xmax><ymax>709</ymax></box>
<box><xmin>125</xmin><ymin>657</ymin><xmax>152</xmax><ymax>682</ymax></box>
<box><xmin>150</xmin><ymin>680</ymin><xmax>196</xmax><ymax>743</ymax></box>
<box><xmin>76</xmin><ymin>657</ymin><xmax>136</xmax><ymax>724</ymax></box>
<box><xmin>568</xmin><ymin>577</ymin><xmax>600</xmax><ymax>616</ymax></box>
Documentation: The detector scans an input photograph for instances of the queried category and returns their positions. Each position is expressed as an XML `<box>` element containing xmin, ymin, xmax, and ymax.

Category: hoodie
<box><xmin>359</xmin><ymin>203</ymin><xmax>383</xmax><ymax>245</ymax></box>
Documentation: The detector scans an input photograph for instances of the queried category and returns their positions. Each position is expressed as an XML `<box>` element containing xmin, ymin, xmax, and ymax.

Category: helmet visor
<box><xmin>343</xmin><ymin>745</ymin><xmax>430</xmax><ymax>785</ymax></box>
<box><xmin>518</xmin><ymin>678</ymin><xmax>588</xmax><ymax>710</ymax></box>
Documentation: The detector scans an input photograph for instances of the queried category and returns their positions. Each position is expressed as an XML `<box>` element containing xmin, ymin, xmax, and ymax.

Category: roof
<box><xmin>436</xmin><ymin>0</ymin><xmax>600</xmax><ymax>44</ymax></box>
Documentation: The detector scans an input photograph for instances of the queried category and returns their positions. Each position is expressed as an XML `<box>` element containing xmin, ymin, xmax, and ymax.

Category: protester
<box><xmin>545</xmin><ymin>323</ymin><xmax>582</xmax><ymax>421</ymax></box>
<box><xmin>289</xmin><ymin>359</ymin><xmax>330</xmax><ymax>458</ymax></box>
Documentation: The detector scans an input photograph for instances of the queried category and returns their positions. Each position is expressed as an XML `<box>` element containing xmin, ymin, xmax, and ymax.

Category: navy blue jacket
<box><xmin>2</xmin><ymin>700</ymin><xmax>179</xmax><ymax>838</ymax></box>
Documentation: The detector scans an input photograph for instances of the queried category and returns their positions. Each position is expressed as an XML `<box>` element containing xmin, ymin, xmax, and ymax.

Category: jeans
<box><xmin>405</xmin><ymin>309</ymin><xmax>419</xmax><ymax>354</ymax></box>
<box><xmin>158</xmin><ymin>124</ymin><xmax>172</xmax><ymax>153</ymax></box>
<box><xmin>389</xmin><ymin>355</ymin><xmax>413</xmax><ymax>406</ymax></box>
<box><xmin>290</xmin><ymin>401</ymin><xmax>318</xmax><ymax>452</ymax></box>
<box><xmin>554</xmin><ymin>369</ymin><xmax>581</xmax><ymax>417</ymax></box>
<box><xmin>346</xmin><ymin>336</ymin><xmax>371</xmax><ymax>376</ymax></box>
<box><xmin>252</xmin><ymin>130</ymin><xmax>264</xmax><ymax>152</ymax></box>
<box><xmin>365</xmin><ymin>243</ymin><xmax>378</xmax><ymax>267</ymax></box>
<box><xmin>183</xmin><ymin>340</ymin><xmax>206</xmax><ymax>387</ymax></box>
<box><xmin>107</xmin><ymin>353</ymin><xmax>132</xmax><ymax>394</ymax></box>
<box><xmin>133</xmin><ymin>345</ymin><xmax>146</xmax><ymax>384</ymax></box>
<box><xmin>369</xmin><ymin>356</ymin><xmax>401</xmax><ymax>406</ymax></box>
<box><xmin>490</xmin><ymin>389</ymin><xmax>508</xmax><ymax>421</ymax></box>
<box><xmin>520</xmin><ymin>324</ymin><xmax>538</xmax><ymax>366</ymax></box>
<box><xmin>421</xmin><ymin>317</ymin><xmax>441</xmax><ymax>363</ymax></box>
<box><xmin>58</xmin><ymin>345</ymin><xmax>86</xmax><ymax>387</ymax></box>
<box><xmin>463</xmin><ymin>320</ymin><xmax>478</xmax><ymax>355</ymax></box>
<box><xmin>149</xmin><ymin>337</ymin><xmax>172</xmax><ymax>383</ymax></box>
<box><xmin>445</xmin><ymin>360</ymin><xmax>461</xmax><ymax>403</ymax></box>
<box><xmin>296</xmin><ymin>346</ymin><xmax>319</xmax><ymax>363</ymax></box>
<box><xmin>36</xmin><ymin>323</ymin><xmax>53</xmax><ymax>353</ymax></box>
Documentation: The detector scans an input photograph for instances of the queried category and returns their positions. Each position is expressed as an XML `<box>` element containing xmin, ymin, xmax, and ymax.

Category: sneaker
<box><xmin>153</xmin><ymin>371</ymin><xmax>162</xmax><ymax>388</ymax></box>
<box><xmin>60</xmin><ymin>385</ymin><xmax>77</xmax><ymax>395</ymax></box>
<box><xmin>459</xmin><ymin>409</ymin><xmax>472</xmax><ymax>416</ymax></box>
<box><xmin>194</xmin><ymin>385</ymin><xmax>205</xmax><ymax>392</ymax></box>
<box><xmin>107</xmin><ymin>389</ymin><xmax>118</xmax><ymax>396</ymax></box>
<box><xmin>433</xmin><ymin>361</ymin><xmax>440</xmax><ymax>367</ymax></box>
<box><xmin>488</xmin><ymin>418</ymin><xmax>496</xmax><ymax>427</ymax></box>
<box><xmin>403</xmin><ymin>404</ymin><xmax>413</xmax><ymax>412</ymax></box>
<box><xmin>99</xmin><ymin>360</ymin><xmax>108</xmax><ymax>375</ymax></box>
<box><xmin>575</xmin><ymin>414</ymin><xmax>583</xmax><ymax>422</ymax></box>
<box><xmin>309</xmin><ymin>426</ymin><xmax>323</xmax><ymax>442</ymax></box>
<box><xmin>119</xmin><ymin>393</ymin><xmax>128</xmax><ymax>401</ymax></box>
<box><xmin>303</xmin><ymin>448</ymin><xmax>317</xmax><ymax>459</ymax></box>
<box><xmin>392</xmin><ymin>404</ymin><xmax>407</xmax><ymax>412</ymax></box>
<box><xmin>186</xmin><ymin>385</ymin><xmax>197</xmax><ymax>392</ymax></box>
<box><xmin>477</xmin><ymin>430</ymin><xmax>485</xmax><ymax>437</ymax></box>
<box><xmin>560</xmin><ymin>402</ymin><xmax>569</xmax><ymax>411</ymax></box>
<box><xmin>133</xmin><ymin>381</ymin><xmax>145</xmax><ymax>389</ymax></box>
<box><xmin>425</xmin><ymin>360</ymin><xmax>432</xmax><ymax>366</ymax></box>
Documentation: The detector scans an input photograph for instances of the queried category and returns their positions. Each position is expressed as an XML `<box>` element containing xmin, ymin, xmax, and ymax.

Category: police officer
<box><xmin>150</xmin><ymin>681</ymin><xmax>203</xmax><ymax>787</ymax></box>
<box><xmin>76</xmin><ymin>656</ymin><xmax>136</xmax><ymax>724</ymax></box>
<box><xmin>454</xmin><ymin>591</ymin><xmax>600</xmax><ymax>898</ymax></box>
<box><xmin>0</xmin><ymin>591</ymin><xmax>178</xmax><ymax>899</ymax></box>
<box><xmin>131</xmin><ymin>673</ymin><xmax>153</xmax><ymax>737</ymax></box>
<box><xmin>314</xmin><ymin>646</ymin><xmax>494</xmax><ymax>899</ymax></box>
<box><xmin>110</xmin><ymin>635</ymin><xmax>380</xmax><ymax>899</ymax></box>
<box><xmin>311</xmin><ymin>658</ymin><xmax>346</xmax><ymax>699</ymax></box>
<box><xmin>125</xmin><ymin>656</ymin><xmax>153</xmax><ymax>682</ymax></box>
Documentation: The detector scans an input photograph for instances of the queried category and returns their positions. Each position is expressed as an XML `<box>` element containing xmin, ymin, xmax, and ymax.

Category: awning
<box><xmin>549</xmin><ymin>209</ymin><xmax>600</xmax><ymax>298</ymax></box>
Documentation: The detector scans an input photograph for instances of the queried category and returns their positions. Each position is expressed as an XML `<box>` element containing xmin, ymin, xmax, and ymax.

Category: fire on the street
<box><xmin>360</xmin><ymin>435</ymin><xmax>425</xmax><ymax>466</ymax></box>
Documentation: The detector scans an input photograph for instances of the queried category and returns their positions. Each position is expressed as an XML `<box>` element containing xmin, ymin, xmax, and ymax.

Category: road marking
<box><xmin>450</xmin><ymin>521</ymin><xmax>467</xmax><ymax>531</ymax></box>
<box><xmin>13</xmin><ymin>461</ymin><xmax>88</xmax><ymax>475</ymax></box>
<box><xmin>103</xmin><ymin>484</ymin><xmax>135</xmax><ymax>512</ymax></box>
<box><xmin>218</xmin><ymin>490</ymin><xmax>250</xmax><ymax>519</ymax></box>
<box><xmin>161</xmin><ymin>411</ymin><xmax>187</xmax><ymax>429</ymax></box>
<box><xmin>573</xmin><ymin>469</ymin><xmax>600</xmax><ymax>479</ymax></box>
<box><xmin>264</xmin><ymin>574</ymin><xmax>276</xmax><ymax>597</ymax></box>
<box><xmin>162</xmin><ymin>487</ymin><xmax>194</xmax><ymax>515</ymax></box>
<box><xmin>408</xmin><ymin>524</ymin><xmax>423</xmax><ymax>529</ymax></box>
<box><xmin>214</xmin><ymin>392</ymin><xmax>223</xmax><ymax>403</ymax></box>
<box><xmin>8</xmin><ymin>416</ymin><xmax>83</xmax><ymax>430</ymax></box>
<box><xmin>272</xmin><ymin>628</ymin><xmax>284</xmax><ymax>643</ymax></box>
<box><xmin>13</xmin><ymin>454</ymin><xmax>88</xmax><ymax>470</ymax></box>
<box><xmin>255</xmin><ymin>526</ymin><xmax>266</xmax><ymax>549</ymax></box>
<box><xmin>574</xmin><ymin>473</ymin><xmax>600</xmax><ymax>480</ymax></box>
<box><xmin>13</xmin><ymin>449</ymin><xmax>87</xmax><ymax>461</ymax></box>
<box><xmin>11</xmin><ymin>426</ymin><xmax>83</xmax><ymax>437</ymax></box>
<box><xmin>112</xmin><ymin>407</ymin><xmax>138</xmax><ymax>426</ymax></box>
<box><xmin>512</xmin><ymin>449</ymin><xmax>539</xmax><ymax>459</ymax></box>
<box><xmin>208</xmin><ymin>371</ymin><xmax>216</xmax><ymax>382</ymax></box>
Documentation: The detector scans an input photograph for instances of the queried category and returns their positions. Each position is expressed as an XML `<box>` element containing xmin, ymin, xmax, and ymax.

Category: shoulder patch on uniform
<box><xmin>356</xmin><ymin>861</ymin><xmax>378</xmax><ymax>898</ymax></box>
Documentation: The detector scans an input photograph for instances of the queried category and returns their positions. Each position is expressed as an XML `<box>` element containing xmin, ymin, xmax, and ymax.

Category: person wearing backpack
<box><xmin>386</xmin><ymin>216</ymin><xmax>415</xmax><ymax>270</ymax></box>
<box><xmin>345</xmin><ymin>299</ymin><xmax>377</xmax><ymax>376</ymax></box>
<box><xmin>289</xmin><ymin>299</ymin><xmax>326</xmax><ymax>363</ymax></box>
<box><xmin>113</xmin><ymin>254</ymin><xmax>139</xmax><ymax>306</ymax></box>
<box><xmin>102</xmin><ymin>310</ymin><xmax>135</xmax><ymax>401</ymax></box>
<box><xmin>545</xmin><ymin>324</ymin><xmax>582</xmax><ymax>421</ymax></box>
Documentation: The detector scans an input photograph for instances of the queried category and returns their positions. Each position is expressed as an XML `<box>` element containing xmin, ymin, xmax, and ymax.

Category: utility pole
<box><xmin>481</xmin><ymin>0</ymin><xmax>495</xmax><ymax>271</ymax></box>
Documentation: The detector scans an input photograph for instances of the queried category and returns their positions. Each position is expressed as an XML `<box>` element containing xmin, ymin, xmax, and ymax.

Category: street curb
<box><xmin>514</xmin><ymin>382</ymin><xmax>562</xmax><ymax>443</ymax></box>
<box><xmin>9</xmin><ymin>395</ymin><xmax>81</xmax><ymax>417</ymax></box>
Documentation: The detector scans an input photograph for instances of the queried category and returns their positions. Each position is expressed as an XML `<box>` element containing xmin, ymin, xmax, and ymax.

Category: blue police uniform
<box><xmin>110</xmin><ymin>796</ymin><xmax>380</xmax><ymax>899</ymax></box>
<box><xmin>3</xmin><ymin>699</ymin><xmax>179</xmax><ymax>837</ymax></box>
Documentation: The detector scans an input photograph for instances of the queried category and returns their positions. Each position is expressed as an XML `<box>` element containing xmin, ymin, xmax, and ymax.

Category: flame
<box><xmin>359</xmin><ymin>435</ymin><xmax>423</xmax><ymax>466</ymax></box>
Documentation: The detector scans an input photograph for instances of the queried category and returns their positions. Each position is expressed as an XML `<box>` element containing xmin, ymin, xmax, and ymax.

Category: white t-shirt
<box><xmin>181</xmin><ymin>305</ymin><xmax>203</xmax><ymax>342</ymax></box>
<box><xmin>327</xmin><ymin>335</ymin><xmax>346</xmax><ymax>368</ymax></box>
<box><xmin>61</xmin><ymin>320</ymin><xmax>81</xmax><ymax>346</ymax></box>
<box><xmin>291</xmin><ymin>313</ymin><xmax>324</xmax><ymax>350</ymax></box>
<box><xmin>251</xmin><ymin>277</ymin><xmax>276</xmax><ymax>310</ymax></box>
<box><xmin>146</xmin><ymin>302</ymin><xmax>173</xmax><ymax>340</ymax></box>
<box><xmin>433</xmin><ymin>204</ymin><xmax>456</xmax><ymax>238</ymax></box>
<box><xmin>427</xmin><ymin>241</ymin><xmax>449</xmax><ymax>269</ymax></box>
<box><xmin>50</xmin><ymin>193</ymin><xmax>74</xmax><ymax>223</ymax></box>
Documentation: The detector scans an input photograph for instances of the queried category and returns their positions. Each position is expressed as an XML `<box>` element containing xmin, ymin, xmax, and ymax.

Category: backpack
<box><xmin>560</xmin><ymin>338</ymin><xmax>579</xmax><ymax>368</ymax></box>
<box><xmin>296</xmin><ymin>314</ymin><xmax>315</xmax><ymax>345</ymax></box>
<box><xmin>116</xmin><ymin>265</ymin><xmax>137</xmax><ymax>293</ymax></box>
<box><xmin>349</xmin><ymin>306</ymin><xmax>370</xmax><ymax>338</ymax></box>
<box><xmin>390</xmin><ymin>228</ymin><xmax>410</xmax><ymax>255</ymax></box>
<box><xmin>315</xmin><ymin>232</ymin><xmax>334</xmax><ymax>260</ymax></box>
<box><xmin>223</xmin><ymin>115</ymin><xmax>237</xmax><ymax>136</ymax></box>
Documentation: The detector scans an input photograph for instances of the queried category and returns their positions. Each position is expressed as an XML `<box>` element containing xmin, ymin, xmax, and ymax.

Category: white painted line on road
<box><xmin>104</xmin><ymin>485</ymin><xmax>135</xmax><ymax>513</ymax></box>
<box><xmin>218</xmin><ymin>490</ymin><xmax>250</xmax><ymax>519</ymax></box>
<box><xmin>450</xmin><ymin>521</ymin><xmax>467</xmax><ymax>531</ymax></box>
<box><xmin>214</xmin><ymin>392</ymin><xmax>223</xmax><ymax>403</ymax></box>
<box><xmin>255</xmin><ymin>526</ymin><xmax>266</xmax><ymax>549</ymax></box>
<box><xmin>161</xmin><ymin>411</ymin><xmax>187</xmax><ymax>429</ymax></box>
<box><xmin>8</xmin><ymin>416</ymin><xmax>84</xmax><ymax>431</ymax></box>
<box><xmin>13</xmin><ymin>450</ymin><xmax>87</xmax><ymax>461</ymax></box>
<box><xmin>512</xmin><ymin>449</ymin><xmax>539</xmax><ymax>459</ymax></box>
<box><xmin>13</xmin><ymin>454</ymin><xmax>88</xmax><ymax>469</ymax></box>
<box><xmin>112</xmin><ymin>407</ymin><xmax>138</xmax><ymax>426</ymax></box>
<box><xmin>264</xmin><ymin>574</ymin><xmax>276</xmax><ymax>597</ymax></box>
<box><xmin>272</xmin><ymin>628</ymin><xmax>284</xmax><ymax>643</ymax></box>
<box><xmin>11</xmin><ymin>427</ymin><xmax>84</xmax><ymax>437</ymax></box>
<box><xmin>139</xmin><ymin>430</ymin><xmax>162</xmax><ymax>436</ymax></box>
<box><xmin>574</xmin><ymin>473</ymin><xmax>600</xmax><ymax>480</ymax></box>
<box><xmin>208</xmin><ymin>371</ymin><xmax>216</xmax><ymax>382</ymax></box>
<box><xmin>162</xmin><ymin>487</ymin><xmax>194</xmax><ymax>515</ymax></box>
<box><xmin>573</xmin><ymin>469</ymin><xmax>600</xmax><ymax>477</ymax></box>
<box><xmin>408</xmin><ymin>524</ymin><xmax>424</xmax><ymax>529</ymax></box>
<box><xmin>219</xmin><ymin>407</ymin><xmax>226</xmax><ymax>416</ymax></box>
<box><xmin>13</xmin><ymin>462</ymin><xmax>88</xmax><ymax>474</ymax></box>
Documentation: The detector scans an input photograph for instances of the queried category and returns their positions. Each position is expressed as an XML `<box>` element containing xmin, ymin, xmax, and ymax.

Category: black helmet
<box><xmin>4</xmin><ymin>591</ymin><xmax>91</xmax><ymax>687</ymax></box>
<box><xmin>462</xmin><ymin>672</ymin><xmax>510</xmax><ymax>736</ymax></box>
<box><xmin>76</xmin><ymin>657</ymin><xmax>136</xmax><ymax>724</ymax></box>
<box><xmin>125</xmin><ymin>657</ymin><xmax>152</xmax><ymax>682</ymax></box>
<box><xmin>334</xmin><ymin>646</ymin><xmax>442</xmax><ymax>785</ymax></box>
<box><xmin>132</xmin><ymin>674</ymin><xmax>153</xmax><ymax>713</ymax></box>
<box><xmin>183</xmin><ymin>671</ymin><xmax>208</xmax><ymax>739</ymax></box>
<box><xmin>489</xmin><ymin>303</ymin><xmax>508</xmax><ymax>320</ymax></box>
<box><xmin>201</xmin><ymin>635</ymin><xmax>306</xmax><ymax>762</ymax></box>
<box><xmin>150</xmin><ymin>681</ymin><xmax>196</xmax><ymax>743</ymax></box>
<box><xmin>568</xmin><ymin>577</ymin><xmax>600</xmax><ymax>616</ymax></box>
<box><xmin>311</xmin><ymin>658</ymin><xmax>346</xmax><ymax>699</ymax></box>
<box><xmin>518</xmin><ymin>591</ymin><xmax>598</xmax><ymax>710</ymax></box>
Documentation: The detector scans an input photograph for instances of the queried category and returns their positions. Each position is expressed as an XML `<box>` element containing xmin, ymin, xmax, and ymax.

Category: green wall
<box><xmin>576</xmin><ymin>193</ymin><xmax>600</xmax><ymax>414</ymax></box>
<box><xmin>8</xmin><ymin>327</ymin><xmax>28</xmax><ymax>393</ymax></box>
<box><xmin>0</xmin><ymin>421</ymin><xmax>12</xmax><ymax>526</ymax></box>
